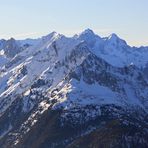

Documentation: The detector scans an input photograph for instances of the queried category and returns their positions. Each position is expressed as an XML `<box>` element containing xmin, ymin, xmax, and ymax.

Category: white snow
<box><xmin>52</xmin><ymin>79</ymin><xmax>122</xmax><ymax>110</ymax></box>
<box><xmin>0</xmin><ymin>50</ymin><xmax>5</xmax><ymax>56</ymax></box>
<box><xmin>0</xmin><ymin>29</ymin><xmax>148</xmax><ymax>117</ymax></box>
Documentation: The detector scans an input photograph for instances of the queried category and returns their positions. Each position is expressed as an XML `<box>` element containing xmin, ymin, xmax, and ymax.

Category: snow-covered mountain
<box><xmin>0</xmin><ymin>29</ymin><xmax>148</xmax><ymax>148</ymax></box>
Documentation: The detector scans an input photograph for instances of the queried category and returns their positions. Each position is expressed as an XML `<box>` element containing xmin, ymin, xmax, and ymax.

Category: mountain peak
<box><xmin>77</xmin><ymin>28</ymin><xmax>102</xmax><ymax>46</ymax></box>
<box><xmin>46</xmin><ymin>31</ymin><xmax>58</xmax><ymax>38</ymax></box>
<box><xmin>82</xmin><ymin>28</ymin><xmax>94</xmax><ymax>34</ymax></box>
<box><xmin>7</xmin><ymin>37</ymin><xmax>16</xmax><ymax>43</ymax></box>
<box><xmin>107</xmin><ymin>33</ymin><xmax>127</xmax><ymax>45</ymax></box>
<box><xmin>108</xmin><ymin>33</ymin><xmax>120</xmax><ymax>40</ymax></box>
<box><xmin>42</xmin><ymin>31</ymin><xmax>61</xmax><ymax>42</ymax></box>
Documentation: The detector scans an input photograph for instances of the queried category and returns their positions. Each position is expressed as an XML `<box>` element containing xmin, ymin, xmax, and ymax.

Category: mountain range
<box><xmin>0</xmin><ymin>29</ymin><xmax>148</xmax><ymax>148</ymax></box>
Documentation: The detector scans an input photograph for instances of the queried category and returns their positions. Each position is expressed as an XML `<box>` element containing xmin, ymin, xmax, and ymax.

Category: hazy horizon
<box><xmin>0</xmin><ymin>0</ymin><xmax>148</xmax><ymax>46</ymax></box>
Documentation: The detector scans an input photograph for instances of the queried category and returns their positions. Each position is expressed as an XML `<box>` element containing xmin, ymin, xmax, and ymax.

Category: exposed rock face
<box><xmin>3</xmin><ymin>38</ymin><xmax>21</xmax><ymax>58</ymax></box>
<box><xmin>0</xmin><ymin>29</ymin><xmax>148</xmax><ymax>148</ymax></box>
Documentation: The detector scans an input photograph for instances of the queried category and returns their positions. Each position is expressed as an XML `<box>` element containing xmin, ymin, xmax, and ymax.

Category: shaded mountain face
<box><xmin>0</xmin><ymin>29</ymin><xmax>148</xmax><ymax>148</ymax></box>
<box><xmin>0</xmin><ymin>37</ymin><xmax>38</xmax><ymax>69</ymax></box>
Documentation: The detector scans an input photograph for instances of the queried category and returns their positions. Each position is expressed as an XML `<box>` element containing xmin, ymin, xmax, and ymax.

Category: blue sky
<box><xmin>0</xmin><ymin>0</ymin><xmax>148</xmax><ymax>46</ymax></box>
